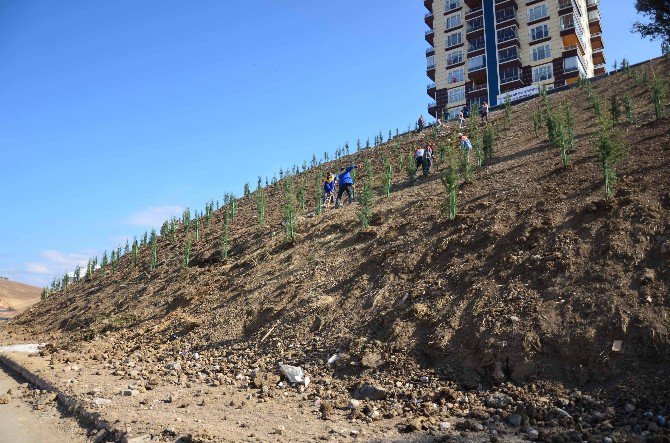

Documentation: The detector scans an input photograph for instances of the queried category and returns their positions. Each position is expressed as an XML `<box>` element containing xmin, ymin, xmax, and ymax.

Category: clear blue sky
<box><xmin>0</xmin><ymin>0</ymin><xmax>662</xmax><ymax>287</ymax></box>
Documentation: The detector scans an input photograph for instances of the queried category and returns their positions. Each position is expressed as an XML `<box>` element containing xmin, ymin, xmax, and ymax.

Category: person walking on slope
<box><xmin>414</xmin><ymin>145</ymin><xmax>425</xmax><ymax>174</ymax></box>
<box><xmin>417</xmin><ymin>115</ymin><xmax>425</xmax><ymax>131</ymax></box>
<box><xmin>335</xmin><ymin>164</ymin><xmax>360</xmax><ymax>209</ymax></box>
<box><xmin>459</xmin><ymin>109</ymin><xmax>466</xmax><ymax>129</ymax></box>
<box><xmin>481</xmin><ymin>101</ymin><xmax>490</xmax><ymax>123</ymax></box>
<box><xmin>459</xmin><ymin>133</ymin><xmax>473</xmax><ymax>162</ymax></box>
<box><xmin>322</xmin><ymin>173</ymin><xmax>337</xmax><ymax>207</ymax></box>
<box><xmin>423</xmin><ymin>142</ymin><xmax>434</xmax><ymax>176</ymax></box>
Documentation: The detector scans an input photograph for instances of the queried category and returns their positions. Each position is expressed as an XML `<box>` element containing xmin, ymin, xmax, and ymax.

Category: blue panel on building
<box><xmin>483</xmin><ymin>0</ymin><xmax>499</xmax><ymax>105</ymax></box>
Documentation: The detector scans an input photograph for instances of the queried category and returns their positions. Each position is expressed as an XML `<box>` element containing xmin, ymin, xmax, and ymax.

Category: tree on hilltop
<box><xmin>633</xmin><ymin>0</ymin><xmax>670</xmax><ymax>44</ymax></box>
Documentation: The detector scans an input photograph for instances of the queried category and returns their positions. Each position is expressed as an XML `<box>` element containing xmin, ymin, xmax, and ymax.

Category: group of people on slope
<box><xmin>322</xmin><ymin>165</ymin><xmax>359</xmax><ymax>209</ymax></box>
<box><xmin>321</xmin><ymin>121</ymin><xmax>478</xmax><ymax>209</ymax></box>
<box><xmin>414</xmin><ymin>141</ymin><xmax>437</xmax><ymax>176</ymax></box>
<box><xmin>458</xmin><ymin>101</ymin><xmax>490</xmax><ymax>129</ymax></box>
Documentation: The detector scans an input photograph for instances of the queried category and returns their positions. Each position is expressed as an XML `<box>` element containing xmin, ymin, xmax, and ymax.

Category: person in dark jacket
<box><xmin>335</xmin><ymin>164</ymin><xmax>360</xmax><ymax>208</ymax></box>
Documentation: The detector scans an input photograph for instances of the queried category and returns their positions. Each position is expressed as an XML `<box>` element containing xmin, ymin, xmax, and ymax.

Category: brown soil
<box><xmin>0</xmin><ymin>279</ymin><xmax>41</xmax><ymax>313</ymax></box>
<box><xmin>4</xmin><ymin>57</ymin><xmax>670</xmax><ymax>442</ymax></box>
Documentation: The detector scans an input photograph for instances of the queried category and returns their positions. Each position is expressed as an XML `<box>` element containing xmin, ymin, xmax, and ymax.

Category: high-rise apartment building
<box><xmin>424</xmin><ymin>0</ymin><xmax>605</xmax><ymax>120</ymax></box>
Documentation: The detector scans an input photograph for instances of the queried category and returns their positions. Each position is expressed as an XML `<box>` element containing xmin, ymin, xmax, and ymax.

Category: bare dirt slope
<box><xmin>0</xmin><ymin>279</ymin><xmax>41</xmax><ymax>313</ymax></box>
<box><xmin>5</xmin><ymin>58</ymin><xmax>670</xmax><ymax>441</ymax></box>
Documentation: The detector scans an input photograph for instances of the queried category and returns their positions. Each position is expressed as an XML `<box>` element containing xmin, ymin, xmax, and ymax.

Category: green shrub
<box><xmin>383</xmin><ymin>155</ymin><xmax>392</xmax><ymax>197</ymax></box>
<box><xmin>624</xmin><ymin>95</ymin><xmax>636</xmax><ymax>124</ymax></box>
<box><xmin>314</xmin><ymin>168</ymin><xmax>324</xmax><ymax>215</ymax></box>
<box><xmin>184</xmin><ymin>241</ymin><xmax>191</xmax><ymax>268</ymax></box>
<box><xmin>596</xmin><ymin>118</ymin><xmax>627</xmax><ymax>200</ymax></box>
<box><xmin>221</xmin><ymin>206</ymin><xmax>230</xmax><ymax>259</ymax></box>
<box><xmin>652</xmin><ymin>76</ymin><xmax>667</xmax><ymax>120</ymax></box>
<box><xmin>405</xmin><ymin>152</ymin><xmax>416</xmax><ymax>183</ymax></box>
<box><xmin>610</xmin><ymin>96</ymin><xmax>621</xmax><ymax>124</ymax></box>
<box><xmin>283</xmin><ymin>177</ymin><xmax>296</xmax><ymax>242</ymax></box>
<box><xmin>255</xmin><ymin>182</ymin><xmax>267</xmax><ymax>227</ymax></box>
<box><xmin>356</xmin><ymin>160</ymin><xmax>374</xmax><ymax>229</ymax></box>
<box><xmin>483</xmin><ymin>125</ymin><xmax>494</xmax><ymax>160</ymax></box>
<box><xmin>441</xmin><ymin>162</ymin><xmax>458</xmax><ymax>220</ymax></box>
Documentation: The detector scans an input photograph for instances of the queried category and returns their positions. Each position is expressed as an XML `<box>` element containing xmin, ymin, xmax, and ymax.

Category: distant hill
<box><xmin>0</xmin><ymin>279</ymin><xmax>41</xmax><ymax>313</ymax></box>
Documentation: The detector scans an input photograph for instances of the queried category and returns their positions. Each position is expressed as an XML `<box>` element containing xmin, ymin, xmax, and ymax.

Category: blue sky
<box><xmin>0</xmin><ymin>0</ymin><xmax>662</xmax><ymax>287</ymax></box>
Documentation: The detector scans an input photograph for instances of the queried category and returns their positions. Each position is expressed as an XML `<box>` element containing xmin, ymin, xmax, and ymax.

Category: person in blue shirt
<box><xmin>323</xmin><ymin>173</ymin><xmax>337</xmax><ymax>206</ymax></box>
<box><xmin>335</xmin><ymin>164</ymin><xmax>360</xmax><ymax>209</ymax></box>
<box><xmin>459</xmin><ymin>133</ymin><xmax>473</xmax><ymax>162</ymax></box>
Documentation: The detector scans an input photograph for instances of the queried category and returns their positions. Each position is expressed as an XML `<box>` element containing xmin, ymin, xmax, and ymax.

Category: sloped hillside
<box><xmin>8</xmin><ymin>57</ymin><xmax>670</xmax><ymax>441</ymax></box>
<box><xmin>0</xmin><ymin>279</ymin><xmax>41</xmax><ymax>313</ymax></box>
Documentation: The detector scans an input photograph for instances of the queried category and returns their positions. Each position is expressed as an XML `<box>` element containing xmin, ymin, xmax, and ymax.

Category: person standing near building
<box><xmin>459</xmin><ymin>108</ymin><xmax>466</xmax><ymax>129</ymax></box>
<box><xmin>418</xmin><ymin>115</ymin><xmax>425</xmax><ymax>131</ymax></box>
<box><xmin>481</xmin><ymin>102</ymin><xmax>490</xmax><ymax>123</ymax></box>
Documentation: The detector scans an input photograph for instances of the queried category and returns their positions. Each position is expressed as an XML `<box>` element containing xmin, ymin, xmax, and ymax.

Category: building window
<box><xmin>468</xmin><ymin>55</ymin><xmax>486</xmax><ymax>71</ymax></box>
<box><xmin>447</xmin><ymin>49</ymin><xmax>463</xmax><ymax>67</ymax></box>
<box><xmin>530</xmin><ymin>24</ymin><xmax>549</xmax><ymax>41</ymax></box>
<box><xmin>500</xmin><ymin>66</ymin><xmax>521</xmax><ymax>84</ymax></box>
<box><xmin>447</xmin><ymin>31</ymin><xmax>463</xmax><ymax>48</ymax></box>
<box><xmin>447</xmin><ymin>67</ymin><xmax>465</xmax><ymax>84</ymax></box>
<box><xmin>445</xmin><ymin>0</ymin><xmax>461</xmax><ymax>13</ymax></box>
<box><xmin>497</xmin><ymin>26</ymin><xmax>518</xmax><ymax>43</ymax></box>
<box><xmin>427</xmin><ymin>55</ymin><xmax>435</xmax><ymax>70</ymax></box>
<box><xmin>528</xmin><ymin>4</ymin><xmax>548</xmax><ymax>22</ymax></box>
<box><xmin>533</xmin><ymin>63</ymin><xmax>554</xmax><ymax>82</ymax></box>
<box><xmin>531</xmin><ymin>44</ymin><xmax>551</xmax><ymax>62</ymax></box>
<box><xmin>445</xmin><ymin>107</ymin><xmax>461</xmax><ymax>121</ymax></box>
<box><xmin>448</xmin><ymin>86</ymin><xmax>466</xmax><ymax>104</ymax></box>
<box><xmin>560</xmin><ymin>14</ymin><xmax>575</xmax><ymax>30</ymax></box>
<box><xmin>446</xmin><ymin>13</ymin><xmax>462</xmax><ymax>30</ymax></box>
<box><xmin>498</xmin><ymin>46</ymin><xmax>519</xmax><ymax>62</ymax></box>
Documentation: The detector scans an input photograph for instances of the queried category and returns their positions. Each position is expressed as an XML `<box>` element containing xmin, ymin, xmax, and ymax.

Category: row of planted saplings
<box><xmin>40</xmin><ymin>123</ymin><xmax>434</xmax><ymax>299</ymax></box>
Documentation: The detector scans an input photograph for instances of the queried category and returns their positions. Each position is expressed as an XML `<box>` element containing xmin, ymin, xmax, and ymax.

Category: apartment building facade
<box><xmin>424</xmin><ymin>0</ymin><xmax>605</xmax><ymax>120</ymax></box>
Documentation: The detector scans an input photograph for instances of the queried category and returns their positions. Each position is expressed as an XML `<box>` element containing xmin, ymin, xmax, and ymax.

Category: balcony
<box><xmin>466</xmin><ymin>18</ymin><xmax>484</xmax><ymax>37</ymax></box>
<box><xmin>426</xmin><ymin>47</ymin><xmax>435</xmax><ymax>57</ymax></box>
<box><xmin>466</xmin><ymin>82</ymin><xmax>488</xmax><ymax>95</ymax></box>
<box><xmin>466</xmin><ymin>6</ymin><xmax>483</xmax><ymax>18</ymax></box>
<box><xmin>464</xmin><ymin>0</ymin><xmax>482</xmax><ymax>8</ymax></box>
<box><xmin>428</xmin><ymin>102</ymin><xmax>438</xmax><ymax>118</ymax></box>
<box><xmin>558</xmin><ymin>0</ymin><xmax>572</xmax><ymax>13</ymax></box>
<box><xmin>500</xmin><ymin>77</ymin><xmax>524</xmax><ymax>93</ymax></box>
<box><xmin>589</xmin><ymin>12</ymin><xmax>602</xmax><ymax>34</ymax></box>
<box><xmin>586</xmin><ymin>0</ymin><xmax>599</xmax><ymax>11</ymax></box>
<box><xmin>427</xmin><ymin>62</ymin><xmax>436</xmax><ymax>81</ymax></box>
<box><xmin>425</xmin><ymin>29</ymin><xmax>434</xmax><ymax>46</ymax></box>
<box><xmin>592</xmin><ymin>47</ymin><xmax>606</xmax><ymax>65</ymax></box>
<box><xmin>427</xmin><ymin>82</ymin><xmax>436</xmax><ymax>97</ymax></box>
<box><xmin>425</xmin><ymin>12</ymin><xmax>434</xmax><ymax>28</ymax></box>
<box><xmin>594</xmin><ymin>63</ymin><xmax>606</xmax><ymax>75</ymax></box>
<box><xmin>424</xmin><ymin>0</ymin><xmax>433</xmax><ymax>13</ymax></box>
<box><xmin>468</xmin><ymin>64</ymin><xmax>487</xmax><ymax>83</ymax></box>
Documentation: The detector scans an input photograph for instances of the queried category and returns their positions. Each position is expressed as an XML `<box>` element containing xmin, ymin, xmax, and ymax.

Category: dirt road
<box><xmin>0</xmin><ymin>365</ymin><xmax>87</xmax><ymax>443</ymax></box>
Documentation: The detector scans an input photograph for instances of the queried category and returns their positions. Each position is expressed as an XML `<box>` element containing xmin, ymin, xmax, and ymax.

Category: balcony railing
<box><xmin>467</xmin><ymin>21</ymin><xmax>484</xmax><ymax>33</ymax></box>
<box><xmin>500</xmin><ymin>75</ymin><xmax>521</xmax><ymax>84</ymax></box>
<box><xmin>468</xmin><ymin>44</ymin><xmax>485</xmax><ymax>53</ymax></box>
<box><xmin>466</xmin><ymin>6</ymin><xmax>483</xmax><ymax>16</ymax></box>
<box><xmin>427</xmin><ymin>82</ymin><xmax>436</xmax><ymax>90</ymax></box>
<box><xmin>466</xmin><ymin>83</ymin><xmax>487</xmax><ymax>93</ymax></box>
<box><xmin>427</xmin><ymin>64</ymin><xmax>435</xmax><ymax>71</ymax></box>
